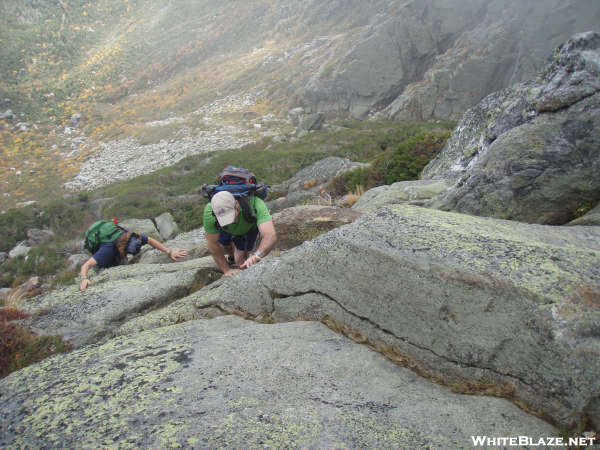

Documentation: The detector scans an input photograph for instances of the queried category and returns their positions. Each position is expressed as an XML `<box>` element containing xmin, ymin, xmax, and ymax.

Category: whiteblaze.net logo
<box><xmin>471</xmin><ymin>435</ymin><xmax>597</xmax><ymax>447</ymax></box>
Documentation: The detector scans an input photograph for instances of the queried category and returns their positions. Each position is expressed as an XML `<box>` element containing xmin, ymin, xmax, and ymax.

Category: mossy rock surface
<box><xmin>0</xmin><ymin>318</ymin><xmax>557</xmax><ymax>448</ymax></box>
<box><xmin>159</xmin><ymin>204</ymin><xmax>600</xmax><ymax>429</ymax></box>
<box><xmin>19</xmin><ymin>258</ymin><xmax>218</xmax><ymax>348</ymax></box>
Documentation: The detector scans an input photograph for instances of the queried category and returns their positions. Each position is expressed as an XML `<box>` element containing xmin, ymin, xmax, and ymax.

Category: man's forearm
<box><xmin>256</xmin><ymin>232</ymin><xmax>277</xmax><ymax>257</ymax></box>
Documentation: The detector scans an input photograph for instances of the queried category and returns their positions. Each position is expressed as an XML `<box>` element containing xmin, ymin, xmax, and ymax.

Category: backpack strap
<box><xmin>237</xmin><ymin>195</ymin><xmax>257</xmax><ymax>226</ymax></box>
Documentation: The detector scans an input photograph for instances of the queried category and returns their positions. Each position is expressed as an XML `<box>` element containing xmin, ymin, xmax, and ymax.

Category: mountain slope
<box><xmin>0</xmin><ymin>0</ymin><xmax>598</xmax><ymax>209</ymax></box>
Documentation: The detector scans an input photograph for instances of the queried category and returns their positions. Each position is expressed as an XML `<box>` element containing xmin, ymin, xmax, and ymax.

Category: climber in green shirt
<box><xmin>203</xmin><ymin>191</ymin><xmax>277</xmax><ymax>276</ymax></box>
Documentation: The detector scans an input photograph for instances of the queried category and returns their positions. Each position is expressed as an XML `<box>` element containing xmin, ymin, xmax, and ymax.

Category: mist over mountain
<box><xmin>0</xmin><ymin>0</ymin><xmax>598</xmax><ymax>207</ymax></box>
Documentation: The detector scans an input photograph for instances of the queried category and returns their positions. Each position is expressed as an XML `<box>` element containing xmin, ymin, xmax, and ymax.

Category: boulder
<box><xmin>70</xmin><ymin>113</ymin><xmax>82</xmax><ymax>126</ymax></box>
<box><xmin>266</xmin><ymin>157</ymin><xmax>369</xmax><ymax>213</ymax></box>
<box><xmin>152</xmin><ymin>205</ymin><xmax>600</xmax><ymax>429</ymax></box>
<box><xmin>26</xmin><ymin>228</ymin><xmax>54</xmax><ymax>246</ymax></box>
<box><xmin>0</xmin><ymin>317</ymin><xmax>557</xmax><ymax>448</ymax></box>
<box><xmin>266</xmin><ymin>183</ymin><xmax>289</xmax><ymax>199</ymax></box>
<box><xmin>352</xmin><ymin>179</ymin><xmax>452</xmax><ymax>213</ymax></box>
<box><xmin>272</xmin><ymin>205</ymin><xmax>363</xmax><ymax>250</ymax></box>
<box><xmin>298</xmin><ymin>112</ymin><xmax>325</xmax><ymax>132</ymax></box>
<box><xmin>88</xmin><ymin>197</ymin><xmax>113</xmax><ymax>218</ymax></box>
<box><xmin>154</xmin><ymin>212</ymin><xmax>180</xmax><ymax>241</ymax></box>
<box><xmin>66</xmin><ymin>253</ymin><xmax>89</xmax><ymax>272</ymax></box>
<box><xmin>19</xmin><ymin>258</ymin><xmax>220</xmax><ymax>348</ymax></box>
<box><xmin>286</xmin><ymin>156</ymin><xmax>369</xmax><ymax>194</ymax></box>
<box><xmin>287</xmin><ymin>107</ymin><xmax>304</xmax><ymax>125</ymax></box>
<box><xmin>423</xmin><ymin>32</ymin><xmax>600</xmax><ymax>225</ymax></box>
<box><xmin>266</xmin><ymin>190</ymin><xmax>318</xmax><ymax>214</ymax></box>
<box><xmin>119</xmin><ymin>218</ymin><xmax>161</xmax><ymax>241</ymax></box>
<box><xmin>8</xmin><ymin>242</ymin><xmax>31</xmax><ymax>259</ymax></box>
<box><xmin>139</xmin><ymin>229</ymin><xmax>209</xmax><ymax>264</ymax></box>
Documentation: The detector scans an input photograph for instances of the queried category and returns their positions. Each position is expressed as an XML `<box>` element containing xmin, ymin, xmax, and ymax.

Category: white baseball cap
<box><xmin>211</xmin><ymin>191</ymin><xmax>236</xmax><ymax>226</ymax></box>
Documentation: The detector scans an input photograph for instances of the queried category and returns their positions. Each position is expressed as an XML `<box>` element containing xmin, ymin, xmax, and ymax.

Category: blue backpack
<box><xmin>201</xmin><ymin>166</ymin><xmax>269</xmax><ymax>226</ymax></box>
<box><xmin>201</xmin><ymin>166</ymin><xmax>268</xmax><ymax>200</ymax></box>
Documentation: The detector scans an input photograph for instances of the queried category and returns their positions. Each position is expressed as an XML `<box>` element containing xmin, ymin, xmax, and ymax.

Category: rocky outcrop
<box><xmin>140</xmin><ymin>205</ymin><xmax>600</xmax><ymax>429</ymax></box>
<box><xmin>422</xmin><ymin>32</ymin><xmax>600</xmax><ymax>224</ymax></box>
<box><xmin>3</xmin><ymin>201</ymin><xmax>599</xmax><ymax>445</ymax></box>
<box><xmin>139</xmin><ymin>229</ymin><xmax>209</xmax><ymax>264</ymax></box>
<box><xmin>268</xmin><ymin>157</ymin><xmax>369</xmax><ymax>213</ymax></box>
<box><xmin>352</xmin><ymin>179</ymin><xmax>452</xmax><ymax>213</ymax></box>
<box><xmin>119</xmin><ymin>218</ymin><xmax>161</xmax><ymax>241</ymax></box>
<box><xmin>19</xmin><ymin>258</ymin><xmax>219</xmax><ymax>348</ymax></box>
<box><xmin>0</xmin><ymin>317</ymin><xmax>557</xmax><ymax>448</ymax></box>
<box><xmin>154</xmin><ymin>212</ymin><xmax>180</xmax><ymax>241</ymax></box>
<box><xmin>26</xmin><ymin>228</ymin><xmax>54</xmax><ymax>246</ymax></box>
<box><xmin>8</xmin><ymin>242</ymin><xmax>31</xmax><ymax>259</ymax></box>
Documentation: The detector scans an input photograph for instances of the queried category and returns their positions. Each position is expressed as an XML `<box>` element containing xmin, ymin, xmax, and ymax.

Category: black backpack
<box><xmin>201</xmin><ymin>166</ymin><xmax>268</xmax><ymax>227</ymax></box>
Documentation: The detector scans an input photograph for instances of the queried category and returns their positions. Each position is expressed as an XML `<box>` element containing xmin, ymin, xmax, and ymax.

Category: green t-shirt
<box><xmin>203</xmin><ymin>196</ymin><xmax>272</xmax><ymax>235</ymax></box>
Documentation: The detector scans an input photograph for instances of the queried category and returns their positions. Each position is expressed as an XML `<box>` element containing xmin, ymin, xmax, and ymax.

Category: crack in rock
<box><xmin>270</xmin><ymin>288</ymin><xmax>536</xmax><ymax>390</ymax></box>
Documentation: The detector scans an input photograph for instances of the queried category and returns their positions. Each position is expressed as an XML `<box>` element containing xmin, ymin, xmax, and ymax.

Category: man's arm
<box><xmin>79</xmin><ymin>256</ymin><xmax>97</xmax><ymax>291</ymax></box>
<box><xmin>206</xmin><ymin>232</ymin><xmax>240</xmax><ymax>276</ymax></box>
<box><xmin>241</xmin><ymin>220</ymin><xmax>277</xmax><ymax>269</ymax></box>
<box><xmin>147</xmin><ymin>237</ymin><xmax>187</xmax><ymax>261</ymax></box>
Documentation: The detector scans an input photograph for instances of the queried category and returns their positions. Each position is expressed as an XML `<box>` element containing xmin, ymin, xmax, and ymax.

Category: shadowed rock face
<box><xmin>141</xmin><ymin>205</ymin><xmax>600</xmax><ymax>429</ymax></box>
<box><xmin>422</xmin><ymin>32</ymin><xmax>600</xmax><ymax>224</ymax></box>
<box><xmin>301</xmin><ymin>0</ymin><xmax>600</xmax><ymax>119</ymax></box>
<box><xmin>0</xmin><ymin>317</ymin><xmax>557</xmax><ymax>448</ymax></box>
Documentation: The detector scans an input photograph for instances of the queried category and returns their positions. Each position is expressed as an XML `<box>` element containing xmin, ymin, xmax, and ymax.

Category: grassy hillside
<box><xmin>0</xmin><ymin>0</ymin><xmax>363</xmax><ymax>209</ymax></box>
<box><xmin>0</xmin><ymin>119</ymin><xmax>454</xmax><ymax>252</ymax></box>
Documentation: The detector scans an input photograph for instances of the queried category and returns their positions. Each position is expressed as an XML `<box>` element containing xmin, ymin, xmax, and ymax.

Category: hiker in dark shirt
<box><xmin>79</xmin><ymin>231</ymin><xmax>187</xmax><ymax>291</ymax></box>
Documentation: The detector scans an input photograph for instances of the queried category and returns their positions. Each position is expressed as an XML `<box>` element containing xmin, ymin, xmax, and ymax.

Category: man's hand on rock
<box><xmin>240</xmin><ymin>253</ymin><xmax>262</xmax><ymax>269</ymax></box>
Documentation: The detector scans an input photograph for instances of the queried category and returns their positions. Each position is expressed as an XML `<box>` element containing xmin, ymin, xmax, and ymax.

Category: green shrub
<box><xmin>43</xmin><ymin>199</ymin><xmax>91</xmax><ymax>238</ymax></box>
<box><xmin>0</xmin><ymin>206</ymin><xmax>40</xmax><ymax>253</ymax></box>
<box><xmin>53</xmin><ymin>270</ymin><xmax>79</xmax><ymax>288</ymax></box>
<box><xmin>0</xmin><ymin>246</ymin><xmax>67</xmax><ymax>288</ymax></box>
<box><xmin>328</xmin><ymin>129</ymin><xmax>451</xmax><ymax>195</ymax></box>
<box><xmin>378</xmin><ymin>130</ymin><xmax>451</xmax><ymax>184</ymax></box>
<box><xmin>171</xmin><ymin>202</ymin><xmax>206</xmax><ymax>232</ymax></box>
